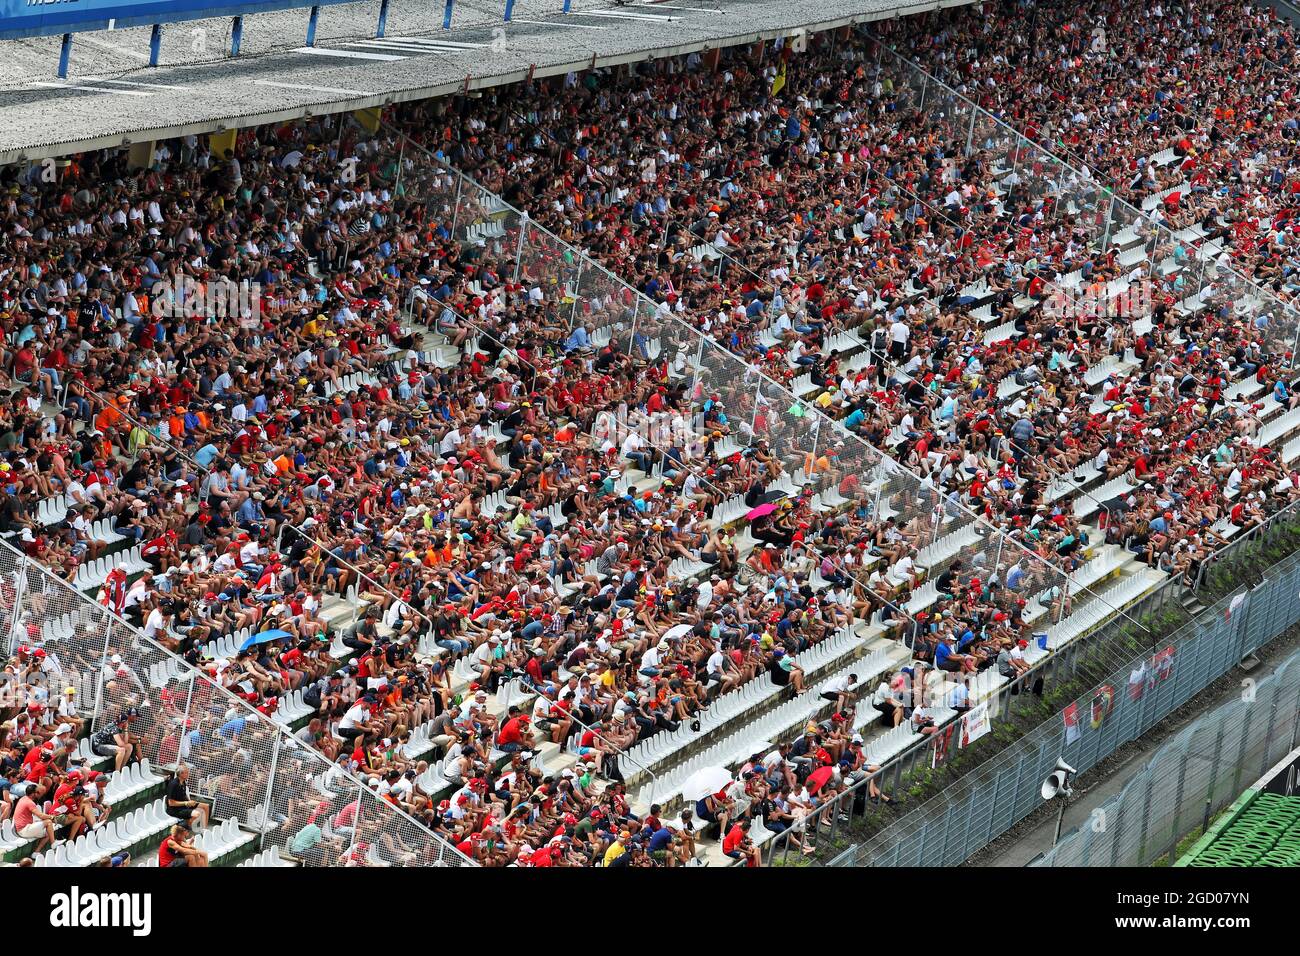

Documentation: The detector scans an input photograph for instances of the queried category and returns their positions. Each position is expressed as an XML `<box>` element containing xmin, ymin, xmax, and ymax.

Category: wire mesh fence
<box><xmin>1034</xmin><ymin>646</ymin><xmax>1300</xmax><ymax>867</ymax></box>
<box><xmin>819</xmin><ymin>542</ymin><xmax>1300</xmax><ymax>867</ymax></box>
<box><xmin>0</xmin><ymin>536</ymin><xmax>474</xmax><ymax>867</ymax></box>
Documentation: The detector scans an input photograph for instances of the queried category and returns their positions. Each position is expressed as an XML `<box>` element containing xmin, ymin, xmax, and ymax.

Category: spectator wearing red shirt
<box><xmin>496</xmin><ymin>714</ymin><xmax>530</xmax><ymax>753</ymax></box>
<box><xmin>722</xmin><ymin>819</ymin><xmax>762</xmax><ymax>867</ymax></box>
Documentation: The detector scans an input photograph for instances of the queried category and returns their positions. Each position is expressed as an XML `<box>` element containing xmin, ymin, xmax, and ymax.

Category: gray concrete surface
<box><xmin>0</xmin><ymin>0</ymin><xmax>976</xmax><ymax>163</ymax></box>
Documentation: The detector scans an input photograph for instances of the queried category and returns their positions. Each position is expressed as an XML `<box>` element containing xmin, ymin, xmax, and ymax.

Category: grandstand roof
<box><xmin>0</xmin><ymin>0</ymin><xmax>972</xmax><ymax>164</ymax></box>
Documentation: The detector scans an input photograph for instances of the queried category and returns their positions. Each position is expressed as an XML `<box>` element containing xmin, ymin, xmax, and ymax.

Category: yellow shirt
<box><xmin>602</xmin><ymin>842</ymin><xmax>626</xmax><ymax>867</ymax></box>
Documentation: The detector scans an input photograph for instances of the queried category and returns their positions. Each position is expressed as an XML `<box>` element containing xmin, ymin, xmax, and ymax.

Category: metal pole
<box><xmin>394</xmin><ymin>134</ymin><xmax>406</xmax><ymax>198</ymax></box>
<box><xmin>58</xmin><ymin>34</ymin><xmax>72</xmax><ymax>79</ymax></box>
<box><xmin>149</xmin><ymin>25</ymin><xmax>162</xmax><ymax>68</ymax></box>
<box><xmin>1052</xmin><ymin>796</ymin><xmax>1068</xmax><ymax>848</ymax></box>
<box><xmin>180</xmin><ymin>671</ymin><xmax>196</xmax><ymax>767</ymax></box>
<box><xmin>7</xmin><ymin>555</ymin><xmax>28</xmax><ymax>656</ymax></box>
<box><xmin>689</xmin><ymin>332</ymin><xmax>706</xmax><ymax>403</ymax></box>
<box><xmin>1164</xmin><ymin>735</ymin><xmax>1190</xmax><ymax>862</ymax></box>
<box><xmin>377</xmin><ymin>0</ymin><xmax>390</xmax><ymax>38</ymax></box>
<box><xmin>1232</xmin><ymin>691</ymin><xmax>1253</xmax><ymax>796</ymax></box>
<box><xmin>749</xmin><ymin>378</ymin><xmax>764</xmax><ymax>441</ymax></box>
<box><xmin>627</xmin><ymin>303</ymin><xmax>640</xmax><ymax>356</ymax></box>
<box><xmin>443</xmin><ymin>0</ymin><xmax>454</xmax><ymax>29</ymax></box>
<box><xmin>90</xmin><ymin>620</ymin><xmax>115</xmax><ymax>732</ymax></box>
<box><xmin>259</xmin><ymin>734</ymin><xmax>283</xmax><ymax>849</ymax></box>
<box><xmin>504</xmin><ymin>0</ymin><xmax>515</xmax><ymax>21</ymax></box>
<box><xmin>568</xmin><ymin>260</ymin><xmax>585</xmax><ymax>328</ymax></box>
<box><xmin>307</xmin><ymin>6</ymin><xmax>320</xmax><ymax>46</ymax></box>
<box><xmin>230</xmin><ymin>16</ymin><xmax>244</xmax><ymax>56</ymax></box>
<box><xmin>1205</xmin><ymin>717</ymin><xmax>1227</xmax><ymax>828</ymax></box>
<box><xmin>450</xmin><ymin>174</ymin><xmax>465</xmax><ymax>239</ymax></box>
<box><xmin>1259</xmin><ymin>679</ymin><xmax>1281</xmax><ymax>776</ymax></box>
<box><xmin>344</xmin><ymin>775</ymin><xmax>366</xmax><ymax>864</ymax></box>
<box><xmin>1101</xmin><ymin>192</ymin><xmax>1116</xmax><ymax>251</ymax></box>
<box><xmin>512</xmin><ymin>212</ymin><xmax>528</xmax><ymax>283</ymax></box>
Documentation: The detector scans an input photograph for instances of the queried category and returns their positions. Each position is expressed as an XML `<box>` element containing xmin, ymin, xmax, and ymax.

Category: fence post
<box><xmin>1205</xmin><ymin>716</ymin><xmax>1227</xmax><ymax>827</ymax></box>
<box><xmin>1107</xmin><ymin>778</ymin><xmax>1127</xmax><ymax>866</ymax></box>
<box><xmin>1100</xmin><ymin>192</ymin><xmax>1117</xmax><ymax>251</ymax></box>
<box><xmin>1164</xmin><ymin>733</ymin><xmax>1191</xmax><ymax>863</ymax></box>
<box><xmin>179</xmin><ymin>670</ymin><xmax>196</xmax><ymax>767</ymax></box>
<box><xmin>512</xmin><ymin>212</ymin><xmax>528</xmax><ymax>283</ymax></box>
<box><xmin>688</xmin><ymin>334</ymin><xmax>706</xmax><ymax>403</ymax></box>
<box><xmin>1289</xmin><ymin>666</ymin><xmax>1300</xmax><ymax>757</ymax></box>
<box><xmin>344</xmin><ymin>775</ymin><xmax>367</xmax><ymax>864</ymax></box>
<box><xmin>913</xmin><ymin>805</ymin><xmax>928</xmax><ymax>867</ymax></box>
<box><xmin>393</xmin><ymin>134</ymin><xmax>406</xmax><ymax>198</ymax></box>
<box><xmin>90</xmin><ymin>620</ymin><xmax>115</xmax><ymax>732</ymax></box>
<box><xmin>450</xmin><ymin>174</ymin><xmax>465</xmax><ymax>239</ymax></box>
<box><xmin>1259</xmin><ymin>677</ymin><xmax>1281</xmax><ymax>776</ymax></box>
<box><xmin>259</xmin><ymin>734</ymin><xmax>283</xmax><ymax>850</ymax></box>
<box><xmin>627</xmin><ymin>303</ymin><xmax>640</xmax><ymax>357</ymax></box>
<box><xmin>6</xmin><ymin>554</ymin><xmax>28</xmax><ymax>656</ymax></box>
<box><xmin>569</xmin><ymin>260</ymin><xmax>585</xmax><ymax>328</ymax></box>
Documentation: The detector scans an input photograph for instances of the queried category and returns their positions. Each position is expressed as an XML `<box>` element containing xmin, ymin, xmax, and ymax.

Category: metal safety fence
<box><xmin>1034</xmin><ymin>647</ymin><xmax>1300</xmax><ymax>867</ymax></box>
<box><xmin>389</xmin><ymin>110</ymin><xmax>1144</xmax><ymax>653</ymax></box>
<box><xmin>0</xmin><ymin>536</ymin><xmax>473</xmax><ymax>867</ymax></box>
<box><xmin>823</xmin><ymin>543</ymin><xmax>1300</xmax><ymax>867</ymax></box>
<box><xmin>1193</xmin><ymin>497</ymin><xmax>1300</xmax><ymax>598</ymax></box>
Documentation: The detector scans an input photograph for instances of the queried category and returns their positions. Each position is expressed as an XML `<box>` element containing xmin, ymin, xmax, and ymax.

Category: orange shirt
<box><xmin>95</xmin><ymin>404</ymin><xmax>124</xmax><ymax>434</ymax></box>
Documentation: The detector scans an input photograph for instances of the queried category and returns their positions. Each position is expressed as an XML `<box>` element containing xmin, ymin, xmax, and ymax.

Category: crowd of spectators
<box><xmin>0</xmin><ymin>111</ymin><xmax>970</xmax><ymax>867</ymax></box>
<box><xmin>4</xmin><ymin>0</ymin><xmax>1300</xmax><ymax>867</ymax></box>
<box><xmin>409</xmin><ymin>1</ymin><xmax>1300</xmax><ymax>583</ymax></box>
<box><xmin>901</xmin><ymin>0</ymin><xmax>1300</xmax><ymax>281</ymax></box>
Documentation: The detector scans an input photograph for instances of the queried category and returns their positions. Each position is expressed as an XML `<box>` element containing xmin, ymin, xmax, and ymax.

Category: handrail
<box><xmin>1192</xmin><ymin>493</ymin><xmax>1300</xmax><ymax>594</ymax></box>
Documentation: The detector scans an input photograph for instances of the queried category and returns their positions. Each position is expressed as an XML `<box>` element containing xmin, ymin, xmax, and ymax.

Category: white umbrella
<box><xmin>662</xmin><ymin>623</ymin><xmax>694</xmax><ymax>642</ymax></box>
<box><xmin>679</xmin><ymin>766</ymin><xmax>735</xmax><ymax>802</ymax></box>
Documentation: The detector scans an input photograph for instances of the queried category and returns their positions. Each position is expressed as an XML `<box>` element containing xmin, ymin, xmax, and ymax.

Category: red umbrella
<box><xmin>746</xmin><ymin>502</ymin><xmax>778</xmax><ymax>521</ymax></box>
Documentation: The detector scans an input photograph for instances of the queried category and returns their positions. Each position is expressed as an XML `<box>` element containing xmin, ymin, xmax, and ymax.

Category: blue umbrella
<box><xmin>239</xmin><ymin>629</ymin><xmax>294</xmax><ymax>651</ymax></box>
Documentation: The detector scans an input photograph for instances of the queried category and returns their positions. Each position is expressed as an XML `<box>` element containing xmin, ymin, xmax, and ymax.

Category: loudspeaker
<box><xmin>1041</xmin><ymin>758</ymin><xmax>1077</xmax><ymax>800</ymax></box>
<box><xmin>1041</xmin><ymin>772</ymin><xmax>1068</xmax><ymax>800</ymax></box>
